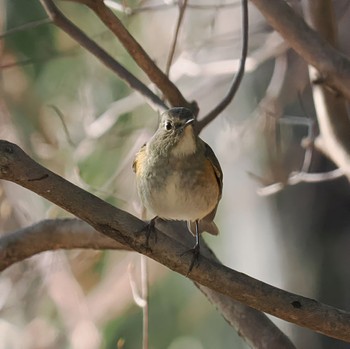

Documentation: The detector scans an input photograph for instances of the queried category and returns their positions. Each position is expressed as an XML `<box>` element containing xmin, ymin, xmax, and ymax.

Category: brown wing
<box><xmin>204</xmin><ymin>142</ymin><xmax>223</xmax><ymax>199</ymax></box>
<box><xmin>132</xmin><ymin>143</ymin><xmax>146</xmax><ymax>173</ymax></box>
<box><xmin>196</xmin><ymin>142</ymin><xmax>223</xmax><ymax>234</ymax></box>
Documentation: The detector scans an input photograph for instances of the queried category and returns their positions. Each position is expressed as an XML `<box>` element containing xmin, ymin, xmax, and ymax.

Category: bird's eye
<box><xmin>165</xmin><ymin>121</ymin><xmax>173</xmax><ymax>130</ymax></box>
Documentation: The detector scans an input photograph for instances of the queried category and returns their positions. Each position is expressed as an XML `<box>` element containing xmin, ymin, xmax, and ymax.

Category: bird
<box><xmin>133</xmin><ymin>107</ymin><xmax>223</xmax><ymax>272</ymax></box>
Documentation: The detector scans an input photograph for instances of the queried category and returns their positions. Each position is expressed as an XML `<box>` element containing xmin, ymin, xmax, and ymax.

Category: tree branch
<box><xmin>301</xmin><ymin>0</ymin><xmax>350</xmax><ymax>180</ymax></box>
<box><xmin>0</xmin><ymin>218</ymin><xmax>128</xmax><ymax>270</ymax></box>
<box><xmin>197</xmin><ymin>0</ymin><xmax>248</xmax><ymax>131</ymax></box>
<box><xmin>39</xmin><ymin>0</ymin><xmax>168</xmax><ymax>112</ymax></box>
<box><xmin>1</xmin><ymin>139</ymin><xmax>350</xmax><ymax>342</ymax></box>
<box><xmin>65</xmin><ymin>0</ymin><xmax>196</xmax><ymax>112</ymax></box>
<box><xmin>249</xmin><ymin>0</ymin><xmax>350</xmax><ymax>102</ymax></box>
<box><xmin>0</xmin><ymin>217</ymin><xmax>295</xmax><ymax>349</ymax></box>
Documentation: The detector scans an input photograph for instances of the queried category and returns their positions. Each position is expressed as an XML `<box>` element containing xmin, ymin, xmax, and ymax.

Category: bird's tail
<box><xmin>187</xmin><ymin>220</ymin><xmax>219</xmax><ymax>236</ymax></box>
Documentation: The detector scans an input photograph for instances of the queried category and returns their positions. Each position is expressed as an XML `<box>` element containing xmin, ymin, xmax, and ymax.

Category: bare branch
<box><xmin>249</xmin><ymin>0</ymin><xmax>350</xmax><ymax>103</ymax></box>
<box><xmin>40</xmin><ymin>0</ymin><xmax>168</xmax><ymax>112</ymax></box>
<box><xmin>301</xmin><ymin>0</ymin><xmax>350</xmax><ymax>180</ymax></box>
<box><xmin>253</xmin><ymin>169</ymin><xmax>345</xmax><ymax>196</ymax></box>
<box><xmin>0</xmin><ymin>218</ymin><xmax>127</xmax><ymax>270</ymax></box>
<box><xmin>1</xmin><ymin>139</ymin><xmax>350</xmax><ymax>342</ymax></box>
<box><xmin>198</xmin><ymin>0</ymin><xmax>248</xmax><ymax>131</ymax></box>
<box><xmin>0</xmin><ymin>217</ymin><xmax>294</xmax><ymax>349</ymax></box>
<box><xmin>70</xmin><ymin>0</ymin><xmax>196</xmax><ymax>111</ymax></box>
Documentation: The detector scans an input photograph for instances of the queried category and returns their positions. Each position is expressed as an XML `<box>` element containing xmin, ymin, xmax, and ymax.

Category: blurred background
<box><xmin>1</xmin><ymin>0</ymin><xmax>350</xmax><ymax>348</ymax></box>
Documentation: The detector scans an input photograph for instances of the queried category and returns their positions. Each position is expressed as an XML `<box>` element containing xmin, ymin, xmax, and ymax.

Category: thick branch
<box><xmin>0</xmin><ymin>218</ymin><xmax>128</xmax><ymax>270</ymax></box>
<box><xmin>1</xmin><ymin>218</ymin><xmax>295</xmax><ymax>349</ymax></box>
<box><xmin>1</xmin><ymin>140</ymin><xmax>350</xmax><ymax>342</ymax></box>
<box><xmin>40</xmin><ymin>0</ymin><xmax>167</xmax><ymax>112</ymax></box>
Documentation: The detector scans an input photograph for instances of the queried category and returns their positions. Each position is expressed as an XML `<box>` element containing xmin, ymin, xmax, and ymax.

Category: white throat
<box><xmin>171</xmin><ymin>126</ymin><xmax>196</xmax><ymax>157</ymax></box>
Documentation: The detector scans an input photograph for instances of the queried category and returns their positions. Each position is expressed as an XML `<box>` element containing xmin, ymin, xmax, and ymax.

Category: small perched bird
<box><xmin>133</xmin><ymin>107</ymin><xmax>223</xmax><ymax>271</ymax></box>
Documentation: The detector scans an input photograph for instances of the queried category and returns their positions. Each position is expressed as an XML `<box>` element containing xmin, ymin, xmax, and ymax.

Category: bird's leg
<box><xmin>188</xmin><ymin>220</ymin><xmax>200</xmax><ymax>273</ymax></box>
<box><xmin>181</xmin><ymin>220</ymin><xmax>200</xmax><ymax>275</ymax></box>
<box><xmin>136</xmin><ymin>216</ymin><xmax>158</xmax><ymax>248</ymax></box>
<box><xmin>146</xmin><ymin>216</ymin><xmax>158</xmax><ymax>245</ymax></box>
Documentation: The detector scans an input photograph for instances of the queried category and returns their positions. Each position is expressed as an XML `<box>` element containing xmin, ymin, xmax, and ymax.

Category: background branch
<box><xmin>0</xmin><ymin>218</ymin><xmax>128</xmax><ymax>271</ymax></box>
<box><xmin>40</xmin><ymin>0</ymin><xmax>168</xmax><ymax>112</ymax></box>
<box><xmin>1</xmin><ymin>140</ymin><xmax>350</xmax><ymax>343</ymax></box>
<box><xmin>165</xmin><ymin>0</ymin><xmax>188</xmax><ymax>77</ymax></box>
<box><xmin>301</xmin><ymin>0</ymin><xmax>350</xmax><ymax>180</ymax></box>
<box><xmin>250</xmin><ymin>0</ymin><xmax>350</xmax><ymax>103</ymax></box>
<box><xmin>64</xmin><ymin>0</ymin><xmax>195</xmax><ymax>111</ymax></box>
<box><xmin>197</xmin><ymin>0</ymin><xmax>248</xmax><ymax>131</ymax></box>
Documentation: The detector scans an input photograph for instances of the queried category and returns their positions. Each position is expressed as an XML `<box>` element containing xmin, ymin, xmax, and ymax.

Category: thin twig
<box><xmin>48</xmin><ymin>105</ymin><xmax>76</xmax><ymax>147</ymax></box>
<box><xmin>40</xmin><ymin>0</ymin><xmax>168</xmax><ymax>112</ymax></box>
<box><xmin>165</xmin><ymin>0</ymin><xmax>189</xmax><ymax>76</ymax></box>
<box><xmin>253</xmin><ymin>168</ymin><xmax>345</xmax><ymax>196</ymax></box>
<box><xmin>0</xmin><ymin>17</ymin><xmax>51</xmax><ymax>39</ymax></box>
<box><xmin>198</xmin><ymin>0</ymin><xmax>248</xmax><ymax>131</ymax></box>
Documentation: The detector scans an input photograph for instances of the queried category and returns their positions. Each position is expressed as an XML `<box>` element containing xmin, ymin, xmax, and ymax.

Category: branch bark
<box><xmin>1</xmin><ymin>139</ymin><xmax>350</xmax><ymax>343</ymax></box>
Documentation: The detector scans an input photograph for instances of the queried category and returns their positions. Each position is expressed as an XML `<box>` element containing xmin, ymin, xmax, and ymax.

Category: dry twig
<box><xmin>198</xmin><ymin>0</ymin><xmax>248</xmax><ymax>131</ymax></box>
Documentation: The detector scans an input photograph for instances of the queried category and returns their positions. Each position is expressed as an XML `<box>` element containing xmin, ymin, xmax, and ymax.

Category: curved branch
<box><xmin>40</xmin><ymin>0</ymin><xmax>168</xmax><ymax>112</ymax></box>
<box><xmin>198</xmin><ymin>0</ymin><xmax>248</xmax><ymax>131</ymax></box>
<box><xmin>0</xmin><ymin>140</ymin><xmax>350</xmax><ymax>342</ymax></box>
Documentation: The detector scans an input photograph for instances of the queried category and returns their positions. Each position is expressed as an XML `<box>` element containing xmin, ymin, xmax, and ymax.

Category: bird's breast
<box><xmin>136</xmin><ymin>154</ymin><xmax>219</xmax><ymax>221</ymax></box>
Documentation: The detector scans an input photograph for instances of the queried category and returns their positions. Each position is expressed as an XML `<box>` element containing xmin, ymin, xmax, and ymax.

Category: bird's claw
<box><xmin>181</xmin><ymin>244</ymin><xmax>200</xmax><ymax>276</ymax></box>
<box><xmin>136</xmin><ymin>217</ymin><xmax>158</xmax><ymax>251</ymax></box>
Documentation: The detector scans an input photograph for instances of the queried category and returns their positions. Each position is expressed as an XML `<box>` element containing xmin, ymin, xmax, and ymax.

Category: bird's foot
<box><xmin>137</xmin><ymin>216</ymin><xmax>158</xmax><ymax>251</ymax></box>
<box><xmin>181</xmin><ymin>243</ymin><xmax>200</xmax><ymax>276</ymax></box>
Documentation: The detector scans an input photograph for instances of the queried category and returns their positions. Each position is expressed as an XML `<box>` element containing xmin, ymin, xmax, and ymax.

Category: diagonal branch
<box><xmin>198</xmin><ymin>0</ymin><xmax>248</xmax><ymax>132</ymax></box>
<box><xmin>0</xmin><ymin>217</ymin><xmax>295</xmax><ymax>349</ymax></box>
<box><xmin>40</xmin><ymin>0</ymin><xmax>168</xmax><ymax>112</ymax></box>
<box><xmin>1</xmin><ymin>139</ymin><xmax>350</xmax><ymax>342</ymax></box>
<box><xmin>66</xmin><ymin>0</ymin><xmax>196</xmax><ymax>112</ymax></box>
